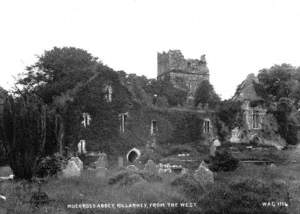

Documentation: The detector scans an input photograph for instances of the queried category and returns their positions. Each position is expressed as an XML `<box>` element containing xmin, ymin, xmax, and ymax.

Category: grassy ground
<box><xmin>0</xmin><ymin>146</ymin><xmax>299</xmax><ymax>213</ymax></box>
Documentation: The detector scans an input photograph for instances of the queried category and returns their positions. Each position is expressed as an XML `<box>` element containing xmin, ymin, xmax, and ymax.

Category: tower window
<box><xmin>81</xmin><ymin>112</ymin><xmax>91</xmax><ymax>128</ymax></box>
<box><xmin>252</xmin><ymin>111</ymin><xmax>260</xmax><ymax>129</ymax></box>
<box><xmin>119</xmin><ymin>112</ymin><xmax>128</xmax><ymax>133</ymax></box>
<box><xmin>104</xmin><ymin>84</ymin><xmax>113</xmax><ymax>103</ymax></box>
<box><xmin>151</xmin><ymin>120</ymin><xmax>158</xmax><ymax>135</ymax></box>
<box><xmin>203</xmin><ymin>119</ymin><xmax>210</xmax><ymax>134</ymax></box>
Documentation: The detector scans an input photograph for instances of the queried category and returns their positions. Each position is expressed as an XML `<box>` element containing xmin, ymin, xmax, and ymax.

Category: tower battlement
<box><xmin>157</xmin><ymin>50</ymin><xmax>210</xmax><ymax>97</ymax></box>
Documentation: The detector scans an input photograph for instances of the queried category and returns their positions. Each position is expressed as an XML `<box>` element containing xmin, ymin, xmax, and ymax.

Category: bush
<box><xmin>200</xmin><ymin>179</ymin><xmax>289</xmax><ymax>214</ymax></box>
<box><xmin>170</xmin><ymin>173</ymin><xmax>205</xmax><ymax>199</ymax></box>
<box><xmin>108</xmin><ymin>169</ymin><xmax>162</xmax><ymax>186</ymax></box>
<box><xmin>35</xmin><ymin>153</ymin><xmax>67</xmax><ymax>178</ymax></box>
<box><xmin>209</xmin><ymin>150</ymin><xmax>239</xmax><ymax>172</ymax></box>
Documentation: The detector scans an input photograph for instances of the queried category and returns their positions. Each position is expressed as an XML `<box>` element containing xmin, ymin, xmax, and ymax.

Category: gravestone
<box><xmin>209</xmin><ymin>142</ymin><xmax>216</xmax><ymax>157</ymax></box>
<box><xmin>144</xmin><ymin>159</ymin><xmax>157</xmax><ymax>174</ymax></box>
<box><xmin>69</xmin><ymin>157</ymin><xmax>83</xmax><ymax>171</ymax></box>
<box><xmin>127</xmin><ymin>165</ymin><xmax>139</xmax><ymax>171</ymax></box>
<box><xmin>199</xmin><ymin>160</ymin><xmax>209</xmax><ymax>168</ymax></box>
<box><xmin>118</xmin><ymin>156</ymin><xmax>124</xmax><ymax>168</ymax></box>
<box><xmin>157</xmin><ymin>163</ymin><xmax>172</xmax><ymax>174</ymax></box>
<box><xmin>193</xmin><ymin>162</ymin><xmax>214</xmax><ymax>187</ymax></box>
<box><xmin>95</xmin><ymin>152</ymin><xmax>108</xmax><ymax>168</ymax></box>
<box><xmin>213</xmin><ymin>138</ymin><xmax>221</xmax><ymax>147</ymax></box>
<box><xmin>62</xmin><ymin>160</ymin><xmax>81</xmax><ymax>177</ymax></box>
<box><xmin>95</xmin><ymin>167</ymin><xmax>108</xmax><ymax>178</ymax></box>
<box><xmin>180</xmin><ymin>168</ymin><xmax>188</xmax><ymax>175</ymax></box>
<box><xmin>0</xmin><ymin>166</ymin><xmax>12</xmax><ymax>177</ymax></box>
<box><xmin>230</xmin><ymin>127</ymin><xmax>240</xmax><ymax>143</ymax></box>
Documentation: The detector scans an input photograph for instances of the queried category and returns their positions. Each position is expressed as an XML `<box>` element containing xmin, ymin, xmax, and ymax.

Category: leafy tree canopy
<box><xmin>257</xmin><ymin>64</ymin><xmax>300</xmax><ymax>102</ymax></box>
<box><xmin>17</xmin><ymin>47</ymin><xmax>99</xmax><ymax>104</ymax></box>
<box><xmin>194</xmin><ymin>80</ymin><xmax>220</xmax><ymax>108</ymax></box>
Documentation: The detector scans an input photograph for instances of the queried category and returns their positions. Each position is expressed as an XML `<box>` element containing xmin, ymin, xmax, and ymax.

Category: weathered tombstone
<box><xmin>193</xmin><ymin>163</ymin><xmax>214</xmax><ymax>187</ymax></box>
<box><xmin>213</xmin><ymin>138</ymin><xmax>221</xmax><ymax>147</ymax></box>
<box><xmin>118</xmin><ymin>156</ymin><xmax>124</xmax><ymax>168</ymax></box>
<box><xmin>127</xmin><ymin>165</ymin><xmax>139</xmax><ymax>171</ymax></box>
<box><xmin>69</xmin><ymin>157</ymin><xmax>83</xmax><ymax>171</ymax></box>
<box><xmin>95</xmin><ymin>167</ymin><xmax>108</xmax><ymax>178</ymax></box>
<box><xmin>62</xmin><ymin>160</ymin><xmax>81</xmax><ymax>177</ymax></box>
<box><xmin>199</xmin><ymin>160</ymin><xmax>209</xmax><ymax>168</ymax></box>
<box><xmin>209</xmin><ymin>142</ymin><xmax>216</xmax><ymax>157</ymax></box>
<box><xmin>144</xmin><ymin>159</ymin><xmax>157</xmax><ymax>174</ymax></box>
<box><xmin>0</xmin><ymin>166</ymin><xmax>12</xmax><ymax>177</ymax></box>
<box><xmin>157</xmin><ymin>163</ymin><xmax>172</xmax><ymax>174</ymax></box>
<box><xmin>180</xmin><ymin>168</ymin><xmax>188</xmax><ymax>175</ymax></box>
<box><xmin>230</xmin><ymin>127</ymin><xmax>240</xmax><ymax>143</ymax></box>
<box><xmin>95</xmin><ymin>152</ymin><xmax>108</xmax><ymax>168</ymax></box>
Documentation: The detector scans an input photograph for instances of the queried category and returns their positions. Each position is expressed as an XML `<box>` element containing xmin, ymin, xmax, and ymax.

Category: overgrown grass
<box><xmin>0</xmin><ymin>152</ymin><xmax>298</xmax><ymax>214</ymax></box>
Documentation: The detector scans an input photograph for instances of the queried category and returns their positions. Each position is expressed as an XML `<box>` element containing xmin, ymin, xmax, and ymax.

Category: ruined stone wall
<box><xmin>169</xmin><ymin>72</ymin><xmax>209</xmax><ymax>96</ymax></box>
<box><xmin>157</xmin><ymin>50</ymin><xmax>209</xmax><ymax>77</ymax></box>
<box><xmin>157</xmin><ymin>50</ymin><xmax>210</xmax><ymax>96</ymax></box>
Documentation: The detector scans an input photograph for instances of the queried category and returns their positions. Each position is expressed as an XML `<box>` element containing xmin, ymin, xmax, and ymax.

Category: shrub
<box><xmin>209</xmin><ymin>150</ymin><xmax>239</xmax><ymax>172</ymax></box>
<box><xmin>200</xmin><ymin>179</ymin><xmax>289</xmax><ymax>214</ymax></box>
<box><xmin>170</xmin><ymin>173</ymin><xmax>205</xmax><ymax>199</ymax></box>
<box><xmin>35</xmin><ymin>153</ymin><xmax>67</xmax><ymax>178</ymax></box>
<box><xmin>108</xmin><ymin>169</ymin><xmax>162</xmax><ymax>186</ymax></box>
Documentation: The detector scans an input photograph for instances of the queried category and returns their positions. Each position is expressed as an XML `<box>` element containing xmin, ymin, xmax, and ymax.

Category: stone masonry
<box><xmin>157</xmin><ymin>50</ymin><xmax>209</xmax><ymax>97</ymax></box>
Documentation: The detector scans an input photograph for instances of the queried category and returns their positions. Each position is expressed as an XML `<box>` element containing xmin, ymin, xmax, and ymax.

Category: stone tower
<box><xmin>157</xmin><ymin>50</ymin><xmax>209</xmax><ymax>98</ymax></box>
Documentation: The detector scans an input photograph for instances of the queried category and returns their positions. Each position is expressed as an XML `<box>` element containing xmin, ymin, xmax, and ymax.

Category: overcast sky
<box><xmin>1</xmin><ymin>0</ymin><xmax>300</xmax><ymax>99</ymax></box>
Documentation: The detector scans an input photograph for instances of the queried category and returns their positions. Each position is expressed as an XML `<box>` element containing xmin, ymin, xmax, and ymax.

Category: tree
<box><xmin>257</xmin><ymin>64</ymin><xmax>295</xmax><ymax>101</ymax></box>
<box><xmin>194</xmin><ymin>80</ymin><xmax>220</xmax><ymax>108</ymax></box>
<box><xmin>17</xmin><ymin>47</ymin><xmax>99</xmax><ymax>104</ymax></box>
<box><xmin>2</xmin><ymin>95</ymin><xmax>54</xmax><ymax>180</ymax></box>
<box><xmin>216</xmin><ymin>100</ymin><xmax>243</xmax><ymax>140</ymax></box>
<box><xmin>273</xmin><ymin>97</ymin><xmax>298</xmax><ymax>145</ymax></box>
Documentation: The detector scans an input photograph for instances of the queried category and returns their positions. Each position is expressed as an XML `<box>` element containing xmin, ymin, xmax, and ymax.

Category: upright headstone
<box><xmin>144</xmin><ymin>159</ymin><xmax>157</xmax><ymax>174</ymax></box>
<box><xmin>180</xmin><ymin>168</ymin><xmax>188</xmax><ymax>175</ymax></box>
<box><xmin>230</xmin><ymin>127</ymin><xmax>240</xmax><ymax>143</ymax></box>
<box><xmin>193</xmin><ymin>163</ymin><xmax>214</xmax><ymax>187</ymax></box>
<box><xmin>118</xmin><ymin>156</ymin><xmax>124</xmax><ymax>168</ymax></box>
<box><xmin>213</xmin><ymin>138</ymin><xmax>221</xmax><ymax>147</ymax></box>
<box><xmin>209</xmin><ymin>142</ymin><xmax>216</xmax><ymax>157</ymax></box>
<box><xmin>95</xmin><ymin>167</ymin><xmax>108</xmax><ymax>178</ymax></box>
<box><xmin>94</xmin><ymin>152</ymin><xmax>108</xmax><ymax>178</ymax></box>
<box><xmin>62</xmin><ymin>160</ymin><xmax>81</xmax><ymax>177</ymax></box>
<box><xmin>95</xmin><ymin>152</ymin><xmax>108</xmax><ymax>168</ymax></box>
<box><xmin>69</xmin><ymin>157</ymin><xmax>83</xmax><ymax>171</ymax></box>
<box><xmin>199</xmin><ymin>160</ymin><xmax>209</xmax><ymax>169</ymax></box>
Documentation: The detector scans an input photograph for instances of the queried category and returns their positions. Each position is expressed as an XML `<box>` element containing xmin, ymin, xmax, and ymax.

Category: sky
<box><xmin>1</xmin><ymin>0</ymin><xmax>300</xmax><ymax>99</ymax></box>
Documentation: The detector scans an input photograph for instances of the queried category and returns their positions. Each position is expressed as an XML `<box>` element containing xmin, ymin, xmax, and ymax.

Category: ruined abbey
<box><xmin>157</xmin><ymin>50</ymin><xmax>209</xmax><ymax>98</ymax></box>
